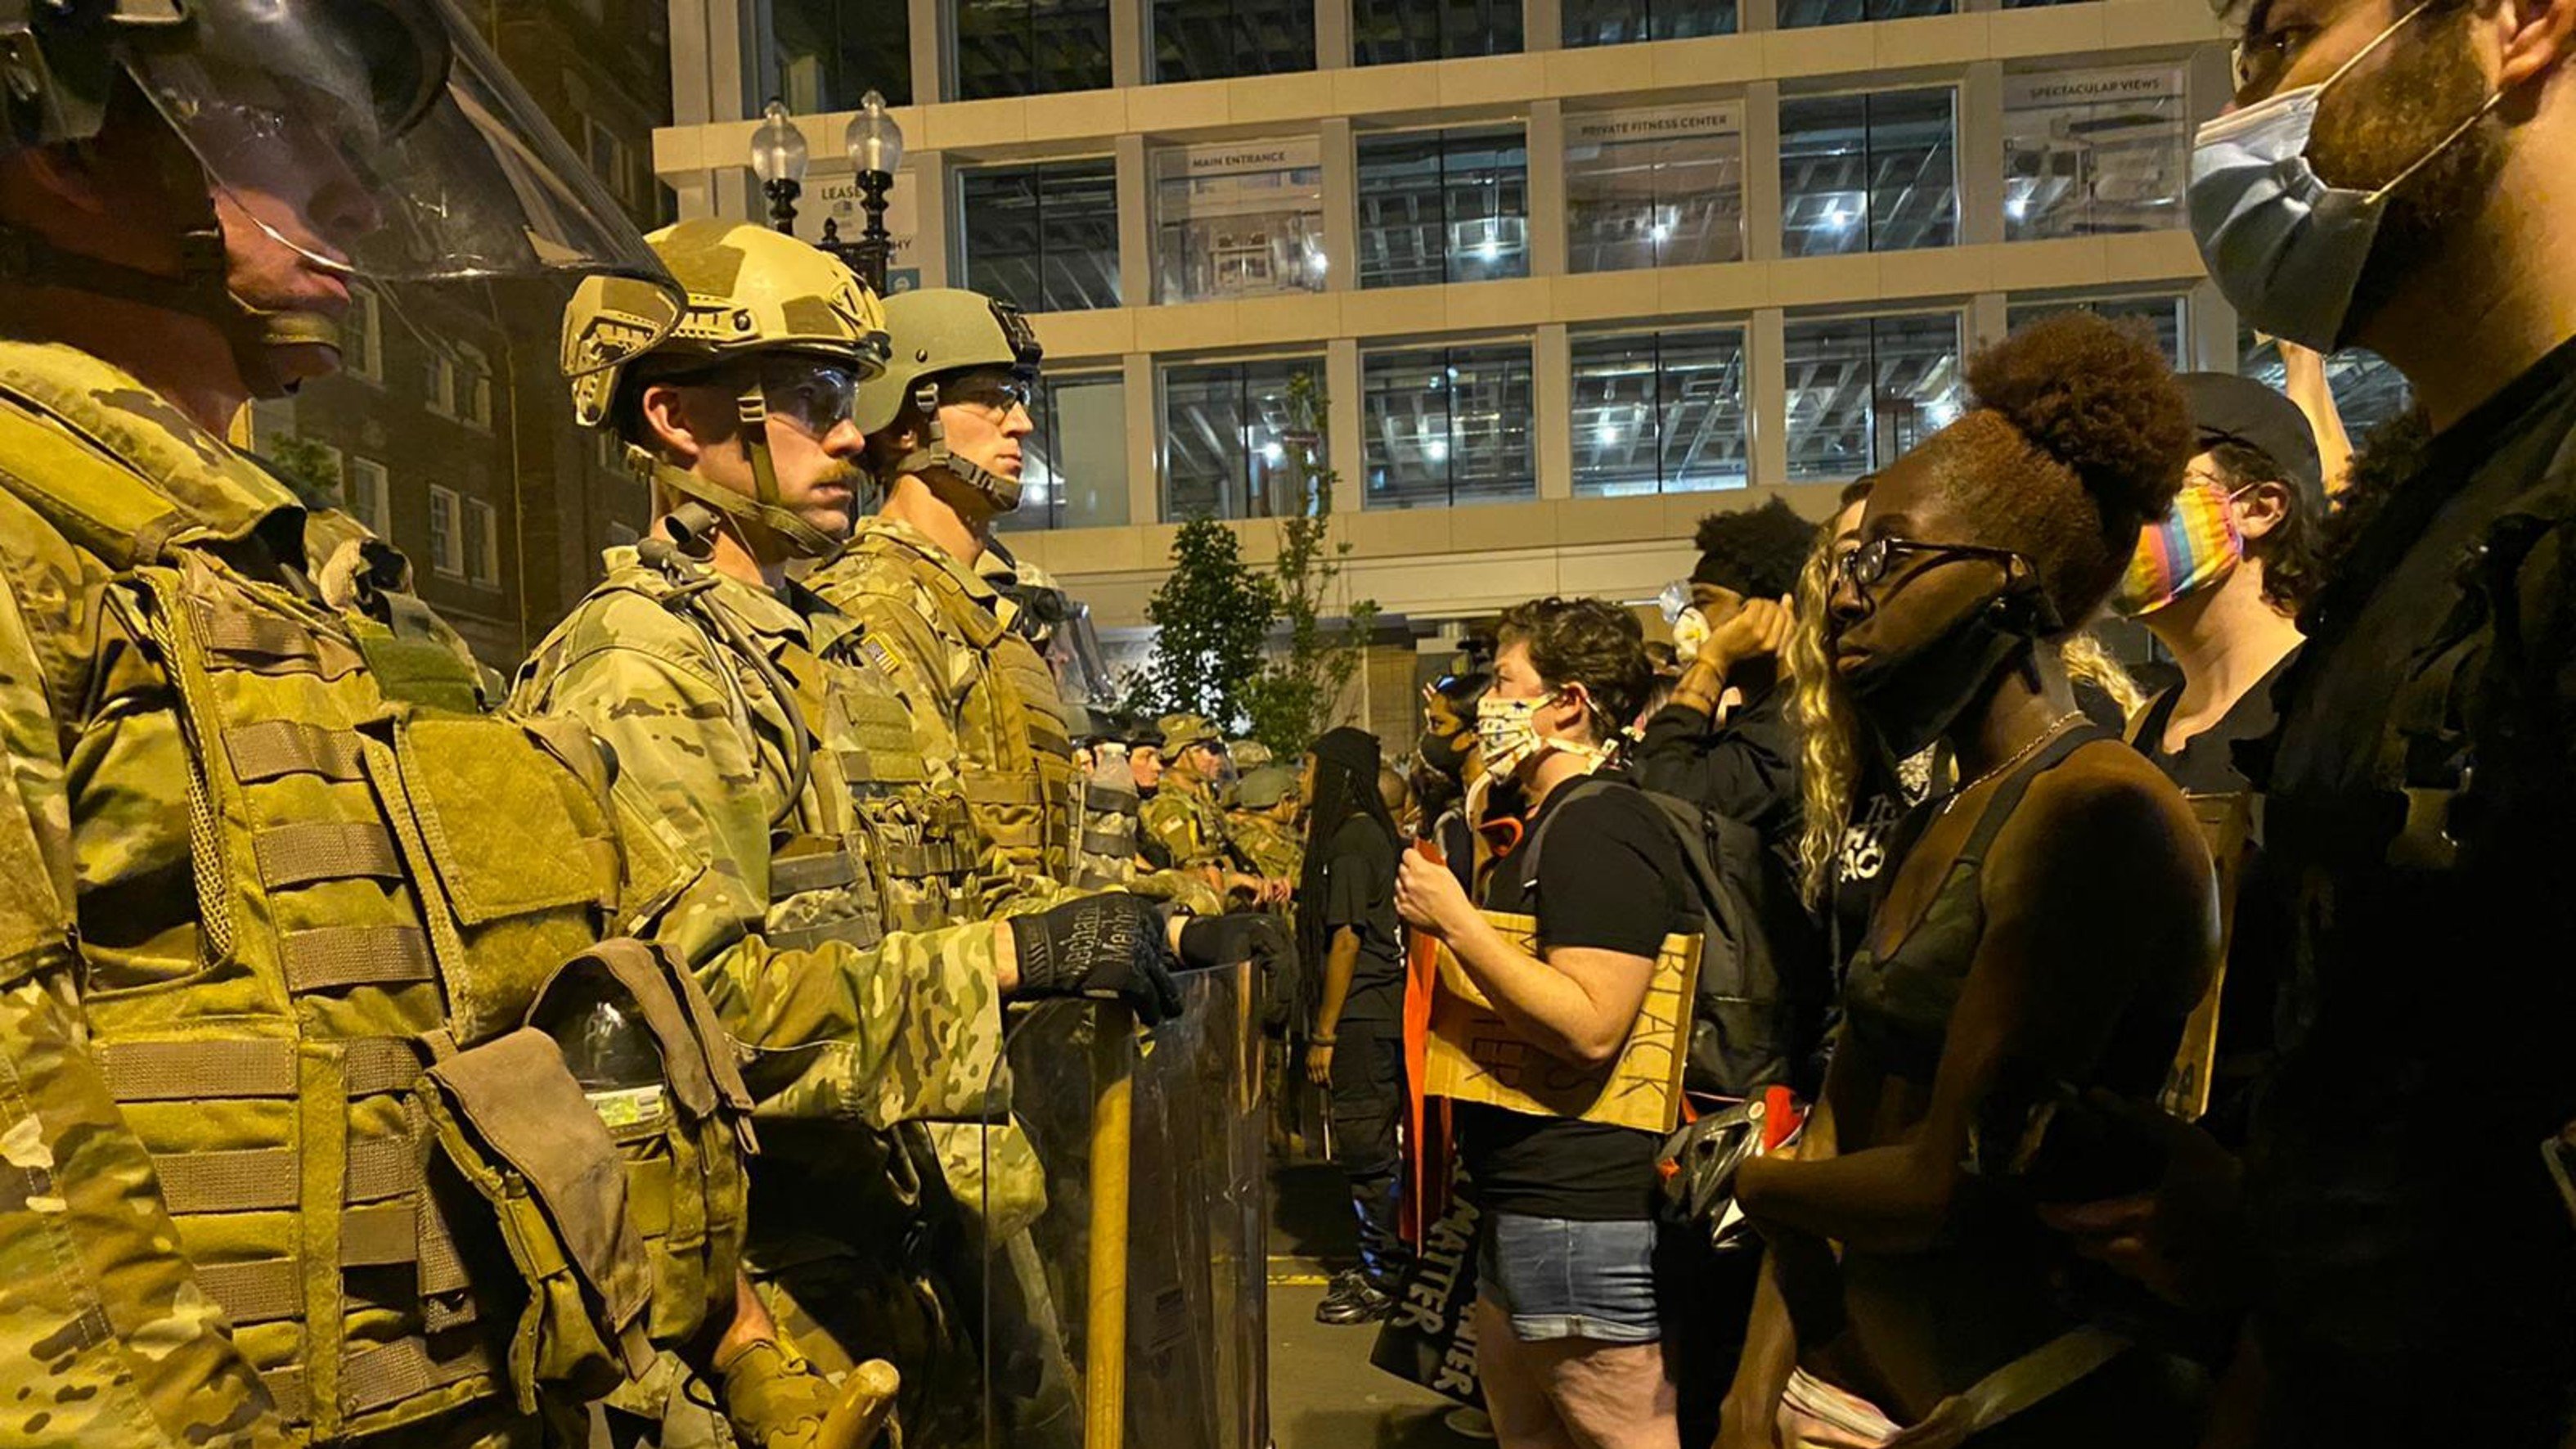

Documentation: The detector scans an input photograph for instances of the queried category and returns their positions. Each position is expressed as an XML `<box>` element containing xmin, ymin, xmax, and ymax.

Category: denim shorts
<box><xmin>1476</xmin><ymin>1210</ymin><xmax>1663</xmax><ymax>1344</ymax></box>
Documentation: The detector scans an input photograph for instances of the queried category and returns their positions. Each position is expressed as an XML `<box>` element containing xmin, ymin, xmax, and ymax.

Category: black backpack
<box><xmin>1524</xmin><ymin>775</ymin><xmax>1824</xmax><ymax>1100</ymax></box>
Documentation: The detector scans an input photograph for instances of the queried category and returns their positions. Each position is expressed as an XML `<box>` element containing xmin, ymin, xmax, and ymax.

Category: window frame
<box><xmin>348</xmin><ymin>457</ymin><xmax>392</xmax><ymax>539</ymax></box>
<box><xmin>1564</xmin><ymin>101</ymin><xmax>1749</xmax><ymax>275</ymax></box>
<box><xmin>955</xmin><ymin>155</ymin><xmax>1125</xmax><ymax>314</ymax></box>
<box><xmin>1157</xmin><ymin>351</ymin><xmax>1328</xmax><ymax>522</ymax></box>
<box><xmin>1149</xmin><ymin>0</ymin><xmax>1317</xmax><ymax>82</ymax></box>
<box><xmin>1778</xmin><ymin>85</ymin><xmax>1960</xmax><ymax>259</ymax></box>
<box><xmin>343</xmin><ymin>286</ymin><xmax>383</xmax><ymax>384</ymax></box>
<box><xmin>1003</xmin><ymin>367</ymin><xmax>1134</xmax><ymax>533</ymax></box>
<box><xmin>1150</xmin><ymin>138</ymin><xmax>1328</xmax><ymax>304</ymax></box>
<box><xmin>1780</xmin><ymin>307</ymin><xmax>1967</xmax><ymax>484</ymax></box>
<box><xmin>463</xmin><ymin>497</ymin><xmax>502</xmax><ymax>591</ymax></box>
<box><xmin>1359</xmin><ymin>337</ymin><xmax>1539</xmax><ymax>511</ymax></box>
<box><xmin>1354</xmin><ymin>124</ymin><xmax>1532</xmax><ymax>291</ymax></box>
<box><xmin>1570</xmin><ymin>324</ymin><xmax>1753</xmax><ymax>497</ymax></box>
<box><xmin>427</xmin><ymin>484</ymin><xmax>465</xmax><ymax>579</ymax></box>
<box><xmin>951</xmin><ymin>0</ymin><xmax>1115</xmax><ymax>101</ymax></box>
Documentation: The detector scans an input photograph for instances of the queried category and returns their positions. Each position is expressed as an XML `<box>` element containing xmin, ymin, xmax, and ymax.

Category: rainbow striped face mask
<box><xmin>2112</xmin><ymin>477</ymin><xmax>2246</xmax><ymax>618</ymax></box>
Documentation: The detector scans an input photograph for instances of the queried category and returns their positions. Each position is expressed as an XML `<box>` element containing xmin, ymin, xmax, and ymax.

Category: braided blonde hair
<box><xmin>1789</xmin><ymin>524</ymin><xmax>1859</xmax><ymax>910</ymax></box>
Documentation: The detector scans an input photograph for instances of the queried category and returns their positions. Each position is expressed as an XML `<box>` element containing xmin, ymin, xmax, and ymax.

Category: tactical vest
<box><xmin>901</xmin><ymin>551</ymin><xmax>1081</xmax><ymax>887</ymax></box>
<box><xmin>0</xmin><ymin>345</ymin><xmax>735</xmax><ymax>1442</ymax></box>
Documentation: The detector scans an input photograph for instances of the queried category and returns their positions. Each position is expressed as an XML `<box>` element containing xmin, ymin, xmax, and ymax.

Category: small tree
<box><xmin>1244</xmin><ymin>372</ymin><xmax>1377</xmax><ymax>759</ymax></box>
<box><xmin>1127</xmin><ymin>515</ymin><xmax>1276</xmax><ymax>728</ymax></box>
<box><xmin>264</xmin><ymin>434</ymin><xmax>345</xmax><ymax>512</ymax></box>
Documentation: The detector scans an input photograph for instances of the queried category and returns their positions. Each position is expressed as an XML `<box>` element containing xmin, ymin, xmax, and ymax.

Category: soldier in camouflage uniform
<box><xmin>524</xmin><ymin>223</ymin><xmax>1233</xmax><ymax>1448</ymax></box>
<box><xmin>807</xmin><ymin>291</ymin><xmax>1220</xmax><ymax>918</ymax></box>
<box><xmin>1227</xmin><ymin>766</ymin><xmax>1307</xmax><ymax>883</ymax></box>
<box><xmin>0</xmin><ymin>7</ymin><xmax>871</xmax><ymax>1447</ymax></box>
<box><xmin>1141</xmin><ymin>716</ymin><xmax>1289</xmax><ymax>906</ymax></box>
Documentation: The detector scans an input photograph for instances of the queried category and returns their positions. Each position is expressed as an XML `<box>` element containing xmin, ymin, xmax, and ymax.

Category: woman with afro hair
<box><xmin>1720</xmin><ymin>313</ymin><xmax>2219</xmax><ymax>1448</ymax></box>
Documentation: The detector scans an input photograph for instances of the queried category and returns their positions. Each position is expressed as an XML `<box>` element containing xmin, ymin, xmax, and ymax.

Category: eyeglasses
<box><xmin>758</xmin><ymin>358</ymin><xmax>865</xmax><ymax>437</ymax></box>
<box><xmin>1836</xmin><ymin>536</ymin><xmax>2034</xmax><ymax>597</ymax></box>
<box><xmin>942</xmin><ymin>374</ymin><xmax>1035</xmax><ymax>416</ymax></box>
<box><xmin>2230</xmin><ymin>23</ymin><xmax>2318</xmax><ymax>99</ymax></box>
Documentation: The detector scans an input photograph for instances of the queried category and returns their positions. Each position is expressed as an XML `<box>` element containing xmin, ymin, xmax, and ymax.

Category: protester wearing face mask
<box><xmin>2039</xmin><ymin>2</ymin><xmax>2576</xmax><ymax>1441</ymax></box>
<box><xmin>1719</xmin><ymin>313</ymin><xmax>2218</xmax><ymax>1449</ymax></box>
<box><xmin>1396</xmin><ymin>599</ymin><xmax>1695</xmax><ymax>1449</ymax></box>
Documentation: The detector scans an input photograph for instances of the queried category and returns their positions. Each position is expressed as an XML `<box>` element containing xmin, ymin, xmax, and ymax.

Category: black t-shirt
<box><xmin>2244</xmin><ymin>335</ymin><xmax>2576</xmax><ymax>1442</ymax></box>
<box><xmin>1455</xmin><ymin>773</ymin><xmax>1702</xmax><ymax>1222</ymax></box>
<box><xmin>1319</xmin><ymin>816</ymin><xmax>1405</xmax><ymax>1025</ymax></box>
<box><xmin>2132</xmin><ymin>646</ymin><xmax>2299</xmax><ymax>797</ymax></box>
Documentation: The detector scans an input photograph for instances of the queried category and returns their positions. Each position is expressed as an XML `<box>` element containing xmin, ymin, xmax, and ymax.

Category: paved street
<box><xmin>1266</xmin><ymin>1163</ymin><xmax>1483</xmax><ymax>1449</ymax></box>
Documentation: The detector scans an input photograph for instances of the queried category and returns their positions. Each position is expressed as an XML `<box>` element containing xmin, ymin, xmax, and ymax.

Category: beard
<box><xmin>2306</xmin><ymin>12</ymin><xmax>2508</xmax><ymax>340</ymax></box>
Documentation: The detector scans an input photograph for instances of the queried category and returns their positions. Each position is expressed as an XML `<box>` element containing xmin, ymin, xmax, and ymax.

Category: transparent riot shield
<box><xmin>978</xmin><ymin>963</ymin><xmax>1270</xmax><ymax>1449</ymax></box>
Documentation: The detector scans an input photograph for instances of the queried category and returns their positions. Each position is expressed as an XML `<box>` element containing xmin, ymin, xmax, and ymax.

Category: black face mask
<box><xmin>1418</xmin><ymin>728</ymin><xmax>1467</xmax><ymax>779</ymax></box>
<box><xmin>1842</xmin><ymin>588</ymin><xmax>2052</xmax><ymax>763</ymax></box>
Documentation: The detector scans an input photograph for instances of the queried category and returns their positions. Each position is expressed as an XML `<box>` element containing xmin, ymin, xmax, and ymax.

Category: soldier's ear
<box><xmin>638</xmin><ymin>382</ymin><xmax>709</xmax><ymax>466</ymax></box>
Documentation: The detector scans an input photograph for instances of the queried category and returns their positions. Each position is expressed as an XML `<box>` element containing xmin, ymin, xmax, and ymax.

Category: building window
<box><xmin>954</xmin><ymin>0</ymin><xmax>1113</xmax><ymax>101</ymax></box>
<box><xmin>958</xmin><ymin>159</ymin><xmax>1122</xmax><ymax>313</ymax></box>
<box><xmin>1567</xmin><ymin>103</ymin><xmax>1746</xmax><ymax>274</ymax></box>
<box><xmin>1783</xmin><ymin>311</ymin><xmax>1965</xmax><ymax>482</ymax></box>
<box><xmin>426</xmin><ymin>344</ymin><xmax>494</xmax><ymax>429</ymax></box>
<box><xmin>1779</xmin><ymin>0</ymin><xmax>1948</xmax><ymax>25</ymax></box>
<box><xmin>1353</xmin><ymin>0</ymin><xmax>1520</xmax><ymax>64</ymax></box>
<box><xmin>463</xmin><ymin>497</ymin><xmax>501</xmax><ymax>590</ymax></box>
<box><xmin>582</xmin><ymin>115</ymin><xmax>636</xmax><ymax>212</ymax></box>
<box><xmin>348</xmin><ymin>457</ymin><xmax>391</xmax><ymax>538</ymax></box>
<box><xmin>1564</xmin><ymin>0</ymin><xmax>1735</xmax><ymax>45</ymax></box>
<box><xmin>1153</xmin><ymin>140</ymin><xmax>1326</xmax><ymax>304</ymax></box>
<box><xmin>2009</xmin><ymin>292</ymin><xmax>2187</xmax><ymax>366</ymax></box>
<box><xmin>1356</xmin><ymin>127</ymin><xmax>1529</xmax><ymax>290</ymax></box>
<box><xmin>1362</xmin><ymin>341</ymin><xmax>1535</xmax><ymax>511</ymax></box>
<box><xmin>1780</xmin><ymin>89</ymin><xmax>1958</xmax><ymax>258</ymax></box>
<box><xmin>344</xmin><ymin>286</ymin><xmax>382</xmax><ymax>383</ymax></box>
<box><xmin>428</xmin><ymin>485</ymin><xmax>465</xmax><ymax>578</ymax></box>
<box><xmin>1161</xmin><ymin>355</ymin><xmax>1324</xmax><ymax>520</ymax></box>
<box><xmin>2240</xmin><ymin>332</ymin><xmax>2415</xmax><ymax>438</ymax></box>
<box><xmin>1153</xmin><ymin>0</ymin><xmax>1315</xmax><ymax>80</ymax></box>
<box><xmin>2003</xmin><ymin>65</ymin><xmax>2190</xmax><ymax>241</ymax></box>
<box><xmin>772</xmin><ymin>0</ymin><xmax>911</xmax><ymax>109</ymax></box>
<box><xmin>1572</xmin><ymin>328</ymin><xmax>1749</xmax><ymax>496</ymax></box>
<box><xmin>1005</xmin><ymin>371</ymin><xmax>1134</xmax><ymax>531</ymax></box>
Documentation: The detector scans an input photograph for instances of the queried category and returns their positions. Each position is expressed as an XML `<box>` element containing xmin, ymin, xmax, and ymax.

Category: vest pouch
<box><xmin>529</xmin><ymin>939</ymin><xmax>760</xmax><ymax>1351</ymax></box>
<box><xmin>366</xmin><ymin>709</ymin><xmax>623</xmax><ymax>1044</ymax></box>
<box><xmin>416</xmin><ymin>1028</ymin><xmax>654</xmax><ymax>1411</ymax></box>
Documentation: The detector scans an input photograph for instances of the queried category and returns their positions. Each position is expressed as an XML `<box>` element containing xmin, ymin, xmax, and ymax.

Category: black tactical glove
<box><xmin>1006</xmin><ymin>895</ymin><xmax>1185</xmax><ymax>1025</ymax></box>
<box><xmin>1176</xmin><ymin>912</ymin><xmax>1292</xmax><ymax>974</ymax></box>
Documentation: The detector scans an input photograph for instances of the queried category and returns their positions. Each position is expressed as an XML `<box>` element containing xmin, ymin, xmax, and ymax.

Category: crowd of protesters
<box><xmin>1051</xmin><ymin>10</ymin><xmax>2576</xmax><ymax>1441</ymax></box>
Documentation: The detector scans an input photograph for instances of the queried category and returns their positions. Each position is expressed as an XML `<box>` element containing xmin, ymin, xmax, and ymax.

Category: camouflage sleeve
<box><xmin>0</xmin><ymin>556</ymin><xmax>288</xmax><ymax>1448</ymax></box>
<box><xmin>518</xmin><ymin>636</ymin><xmax>1005</xmax><ymax>1129</ymax></box>
<box><xmin>1140</xmin><ymin>794</ymin><xmax>1224</xmax><ymax>871</ymax></box>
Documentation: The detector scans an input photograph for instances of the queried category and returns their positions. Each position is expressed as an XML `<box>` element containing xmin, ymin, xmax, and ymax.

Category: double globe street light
<box><xmin>748</xmin><ymin>91</ymin><xmax>906</xmax><ymax>295</ymax></box>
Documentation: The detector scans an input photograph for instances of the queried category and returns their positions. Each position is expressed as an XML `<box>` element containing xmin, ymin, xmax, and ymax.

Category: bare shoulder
<box><xmin>1996</xmin><ymin>736</ymin><xmax>2211</xmax><ymax>898</ymax></box>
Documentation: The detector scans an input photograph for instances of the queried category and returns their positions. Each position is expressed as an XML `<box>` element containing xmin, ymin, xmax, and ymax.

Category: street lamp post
<box><xmin>749</xmin><ymin>99</ymin><xmax>808</xmax><ymax>234</ymax></box>
<box><xmin>841</xmin><ymin>90</ymin><xmax>906</xmax><ymax>296</ymax></box>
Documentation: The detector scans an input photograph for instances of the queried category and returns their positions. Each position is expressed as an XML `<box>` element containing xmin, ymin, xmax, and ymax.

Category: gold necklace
<box><xmin>1938</xmin><ymin>711</ymin><xmax>2087</xmax><ymax>817</ymax></box>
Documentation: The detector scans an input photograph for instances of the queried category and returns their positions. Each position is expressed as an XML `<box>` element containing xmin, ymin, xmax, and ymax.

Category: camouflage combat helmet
<box><xmin>1237</xmin><ymin>764</ymin><xmax>1298</xmax><ymax>810</ymax></box>
<box><xmin>1158</xmin><ymin>713</ymin><xmax>1221</xmax><ymax>756</ymax></box>
<box><xmin>563</xmin><ymin>219</ymin><xmax>890</xmax><ymax>558</ymax></box>
<box><xmin>856</xmin><ymin>287</ymin><xmax>1043</xmax><ymax>512</ymax></box>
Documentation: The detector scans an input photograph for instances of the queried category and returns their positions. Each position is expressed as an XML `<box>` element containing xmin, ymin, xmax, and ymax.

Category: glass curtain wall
<box><xmin>1153</xmin><ymin>141</ymin><xmax>1328</xmax><ymax>302</ymax></box>
<box><xmin>958</xmin><ymin>159</ymin><xmax>1123</xmax><ymax>312</ymax></box>
<box><xmin>771</xmin><ymin>0</ymin><xmax>912</xmax><ymax>109</ymax></box>
<box><xmin>1362</xmin><ymin>342</ymin><xmax>1536</xmax><ymax>509</ymax></box>
<box><xmin>2007</xmin><ymin>293</ymin><xmax>2187</xmax><ymax>366</ymax></box>
<box><xmin>1567</xmin><ymin>102</ymin><xmax>1747</xmax><ymax>272</ymax></box>
<box><xmin>1162</xmin><ymin>356</ymin><xmax>1324</xmax><ymax>519</ymax></box>
<box><xmin>2003</xmin><ymin>65</ymin><xmax>2191</xmax><ymax>239</ymax></box>
<box><xmin>1571</xmin><ymin>328</ymin><xmax>1751</xmax><ymax>495</ymax></box>
<box><xmin>1153</xmin><ymin>0</ymin><xmax>1315</xmax><ymax>79</ymax></box>
<box><xmin>955</xmin><ymin>0</ymin><xmax>1113</xmax><ymax>99</ymax></box>
<box><xmin>1356</xmin><ymin>127</ymin><xmax>1531</xmax><ymax>289</ymax></box>
<box><xmin>1778</xmin><ymin>0</ymin><xmax>1949</xmax><ymax>25</ymax></box>
<box><xmin>1780</xmin><ymin>89</ymin><xmax>1958</xmax><ymax>258</ymax></box>
<box><xmin>1353</xmin><ymin>0</ymin><xmax>1522</xmax><ymax>64</ymax></box>
<box><xmin>1783</xmin><ymin>311</ymin><xmax>1966</xmax><ymax>481</ymax></box>
<box><xmin>1563</xmin><ymin>0</ymin><xmax>1737</xmax><ymax>46</ymax></box>
<box><xmin>1004</xmin><ymin>371</ymin><xmax>1132</xmax><ymax>532</ymax></box>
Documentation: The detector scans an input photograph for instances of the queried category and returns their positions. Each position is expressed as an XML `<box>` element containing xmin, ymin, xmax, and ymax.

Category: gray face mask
<box><xmin>2187</xmin><ymin>0</ymin><xmax>2502</xmax><ymax>351</ymax></box>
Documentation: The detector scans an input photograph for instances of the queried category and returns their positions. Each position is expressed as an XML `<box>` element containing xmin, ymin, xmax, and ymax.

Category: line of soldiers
<box><xmin>0</xmin><ymin>7</ymin><xmax>1278</xmax><ymax>1448</ymax></box>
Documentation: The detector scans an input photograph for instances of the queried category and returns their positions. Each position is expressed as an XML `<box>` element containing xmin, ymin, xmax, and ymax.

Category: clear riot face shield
<box><xmin>975</xmin><ymin>965</ymin><xmax>1270</xmax><ymax>1449</ymax></box>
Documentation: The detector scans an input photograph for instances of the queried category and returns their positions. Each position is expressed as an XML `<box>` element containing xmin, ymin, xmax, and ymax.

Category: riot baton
<box><xmin>1084</xmin><ymin>1001</ymin><xmax>1135</xmax><ymax>1449</ymax></box>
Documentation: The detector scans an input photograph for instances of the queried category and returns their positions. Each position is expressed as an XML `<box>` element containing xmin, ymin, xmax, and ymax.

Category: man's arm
<box><xmin>519</xmin><ymin>632</ymin><xmax>1011</xmax><ymax>1128</ymax></box>
<box><xmin>0</xmin><ymin>558</ymin><xmax>289</xmax><ymax>1447</ymax></box>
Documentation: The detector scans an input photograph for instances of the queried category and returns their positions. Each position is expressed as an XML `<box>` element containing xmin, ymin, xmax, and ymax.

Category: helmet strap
<box><xmin>625</xmin><ymin>378</ymin><xmax>841</xmax><ymax>562</ymax></box>
<box><xmin>893</xmin><ymin>376</ymin><xmax>1023</xmax><ymax>514</ymax></box>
